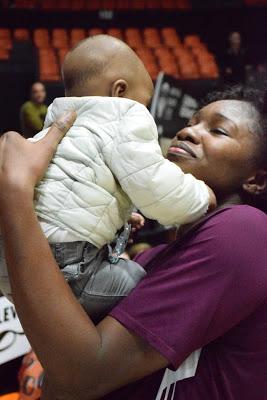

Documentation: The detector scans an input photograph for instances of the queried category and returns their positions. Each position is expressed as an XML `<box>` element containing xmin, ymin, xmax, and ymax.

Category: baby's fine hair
<box><xmin>62</xmin><ymin>34</ymin><xmax>143</xmax><ymax>96</ymax></box>
<box><xmin>62</xmin><ymin>35</ymin><xmax>111</xmax><ymax>94</ymax></box>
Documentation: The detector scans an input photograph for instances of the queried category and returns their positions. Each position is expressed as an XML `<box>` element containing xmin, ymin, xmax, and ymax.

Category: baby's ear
<box><xmin>111</xmin><ymin>79</ymin><xmax>128</xmax><ymax>98</ymax></box>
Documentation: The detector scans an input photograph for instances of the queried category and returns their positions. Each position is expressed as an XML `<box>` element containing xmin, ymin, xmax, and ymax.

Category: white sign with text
<box><xmin>0</xmin><ymin>296</ymin><xmax>30</xmax><ymax>365</ymax></box>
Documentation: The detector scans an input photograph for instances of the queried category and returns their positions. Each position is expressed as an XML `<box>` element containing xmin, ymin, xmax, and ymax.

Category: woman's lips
<box><xmin>167</xmin><ymin>144</ymin><xmax>196</xmax><ymax>158</ymax></box>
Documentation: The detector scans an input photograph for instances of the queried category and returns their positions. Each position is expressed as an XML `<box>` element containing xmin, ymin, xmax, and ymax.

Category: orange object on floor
<box><xmin>18</xmin><ymin>351</ymin><xmax>43</xmax><ymax>399</ymax></box>
<box><xmin>0</xmin><ymin>394</ymin><xmax>19</xmax><ymax>400</ymax></box>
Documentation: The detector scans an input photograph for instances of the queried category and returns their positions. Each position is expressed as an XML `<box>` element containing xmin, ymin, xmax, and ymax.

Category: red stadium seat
<box><xmin>39</xmin><ymin>48</ymin><xmax>60</xmax><ymax>81</ymax></box>
<box><xmin>179</xmin><ymin>61</ymin><xmax>200</xmax><ymax>79</ymax></box>
<box><xmin>245</xmin><ymin>0</ymin><xmax>267</xmax><ymax>4</ymax></box>
<box><xmin>0</xmin><ymin>38</ymin><xmax>12</xmax><ymax>50</ymax></box>
<box><xmin>161</xmin><ymin>27</ymin><xmax>181</xmax><ymax>47</ymax></box>
<box><xmin>161</xmin><ymin>0</ymin><xmax>176</xmax><ymax>8</ymax></box>
<box><xmin>161</xmin><ymin>63</ymin><xmax>179</xmax><ymax>77</ymax></box>
<box><xmin>131</xmin><ymin>0</ymin><xmax>146</xmax><ymax>9</ymax></box>
<box><xmin>147</xmin><ymin>65</ymin><xmax>160</xmax><ymax>80</ymax></box>
<box><xmin>58</xmin><ymin>48</ymin><xmax>69</xmax><ymax>64</ymax></box>
<box><xmin>14</xmin><ymin>28</ymin><xmax>30</xmax><ymax>41</ymax></box>
<box><xmin>107</xmin><ymin>28</ymin><xmax>123</xmax><ymax>39</ymax></box>
<box><xmin>41</xmin><ymin>0</ymin><xmax>70</xmax><ymax>9</ymax></box>
<box><xmin>102</xmin><ymin>0</ymin><xmax>116</xmax><ymax>9</ymax></box>
<box><xmin>135</xmin><ymin>47</ymin><xmax>156</xmax><ymax>63</ymax></box>
<box><xmin>88</xmin><ymin>28</ymin><xmax>104</xmax><ymax>36</ymax></box>
<box><xmin>172</xmin><ymin>47</ymin><xmax>194</xmax><ymax>62</ymax></box>
<box><xmin>199</xmin><ymin>63</ymin><xmax>219</xmax><ymax>78</ymax></box>
<box><xmin>160</xmin><ymin>0</ymin><xmax>190</xmax><ymax>8</ymax></box>
<box><xmin>191</xmin><ymin>45</ymin><xmax>209</xmax><ymax>58</ymax></box>
<box><xmin>70</xmin><ymin>29</ymin><xmax>86</xmax><ymax>46</ymax></box>
<box><xmin>147</xmin><ymin>0</ymin><xmax>161</xmax><ymax>8</ymax></box>
<box><xmin>52</xmin><ymin>29</ymin><xmax>69</xmax><ymax>49</ymax></box>
<box><xmin>116</xmin><ymin>0</ymin><xmax>130</xmax><ymax>8</ymax></box>
<box><xmin>125</xmin><ymin>28</ymin><xmax>141</xmax><ymax>36</ymax></box>
<box><xmin>86</xmin><ymin>0</ymin><xmax>101</xmax><ymax>9</ymax></box>
<box><xmin>0</xmin><ymin>29</ymin><xmax>11</xmax><ymax>39</ymax></box>
<box><xmin>196</xmin><ymin>52</ymin><xmax>219</xmax><ymax>78</ymax></box>
<box><xmin>57</xmin><ymin>0</ymin><xmax>71</xmax><ymax>9</ymax></box>
<box><xmin>143</xmin><ymin>28</ymin><xmax>162</xmax><ymax>48</ymax></box>
<box><xmin>70</xmin><ymin>0</ymin><xmax>85</xmax><ymax>9</ymax></box>
<box><xmin>14</xmin><ymin>0</ymin><xmax>35</xmax><ymax>8</ymax></box>
<box><xmin>176</xmin><ymin>0</ymin><xmax>191</xmax><ymax>9</ymax></box>
<box><xmin>0</xmin><ymin>48</ymin><xmax>10</xmax><ymax>60</ymax></box>
<box><xmin>184</xmin><ymin>34</ymin><xmax>201</xmax><ymax>48</ymax></box>
<box><xmin>125</xmin><ymin>28</ymin><xmax>143</xmax><ymax>48</ymax></box>
<box><xmin>34</xmin><ymin>29</ymin><xmax>50</xmax><ymax>48</ymax></box>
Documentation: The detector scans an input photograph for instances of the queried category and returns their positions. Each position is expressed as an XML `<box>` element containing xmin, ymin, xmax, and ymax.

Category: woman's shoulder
<box><xmin>179</xmin><ymin>205</ymin><xmax>266</xmax><ymax>244</ymax></box>
<box><xmin>193</xmin><ymin>204</ymin><xmax>267</xmax><ymax>258</ymax></box>
<box><xmin>172</xmin><ymin>205</ymin><xmax>267</xmax><ymax>282</ymax></box>
<box><xmin>204</xmin><ymin>204</ymin><xmax>267</xmax><ymax>230</ymax></box>
<box><xmin>135</xmin><ymin>205</ymin><xmax>267</xmax><ymax>271</ymax></box>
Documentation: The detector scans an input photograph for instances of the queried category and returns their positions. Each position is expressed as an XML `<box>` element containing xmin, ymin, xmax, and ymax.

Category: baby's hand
<box><xmin>128</xmin><ymin>212</ymin><xmax>145</xmax><ymax>232</ymax></box>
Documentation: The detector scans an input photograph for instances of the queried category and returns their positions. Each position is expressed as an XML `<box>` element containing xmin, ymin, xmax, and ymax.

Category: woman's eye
<box><xmin>211</xmin><ymin>128</ymin><xmax>229</xmax><ymax>136</ymax></box>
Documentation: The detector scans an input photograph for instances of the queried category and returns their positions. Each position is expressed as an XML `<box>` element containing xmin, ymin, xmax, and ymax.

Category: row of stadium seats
<box><xmin>2</xmin><ymin>0</ymin><xmax>191</xmax><ymax>10</ymax></box>
<box><xmin>2</xmin><ymin>0</ymin><xmax>267</xmax><ymax>9</ymax></box>
<box><xmin>244</xmin><ymin>0</ymin><xmax>267</xmax><ymax>3</ymax></box>
<box><xmin>0</xmin><ymin>27</ymin><xmax>219</xmax><ymax>80</ymax></box>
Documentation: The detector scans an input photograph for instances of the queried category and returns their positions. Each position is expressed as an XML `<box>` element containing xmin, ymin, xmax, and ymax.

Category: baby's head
<box><xmin>62</xmin><ymin>35</ymin><xmax>154</xmax><ymax>107</ymax></box>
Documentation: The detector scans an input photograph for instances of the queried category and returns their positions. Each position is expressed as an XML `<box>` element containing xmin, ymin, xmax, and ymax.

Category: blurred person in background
<box><xmin>222</xmin><ymin>31</ymin><xmax>248</xmax><ymax>84</ymax></box>
<box><xmin>20</xmin><ymin>82</ymin><xmax>47</xmax><ymax>138</ymax></box>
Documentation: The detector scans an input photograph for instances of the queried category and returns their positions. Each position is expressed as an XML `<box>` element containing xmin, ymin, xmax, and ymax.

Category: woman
<box><xmin>0</xmin><ymin>86</ymin><xmax>266</xmax><ymax>400</ymax></box>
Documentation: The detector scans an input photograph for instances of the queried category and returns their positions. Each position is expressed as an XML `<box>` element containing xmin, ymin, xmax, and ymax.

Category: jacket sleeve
<box><xmin>102</xmin><ymin>103</ymin><xmax>209</xmax><ymax>226</ymax></box>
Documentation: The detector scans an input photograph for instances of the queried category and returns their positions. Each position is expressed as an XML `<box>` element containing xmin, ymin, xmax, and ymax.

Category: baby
<box><xmin>0</xmin><ymin>35</ymin><xmax>215</xmax><ymax>321</ymax></box>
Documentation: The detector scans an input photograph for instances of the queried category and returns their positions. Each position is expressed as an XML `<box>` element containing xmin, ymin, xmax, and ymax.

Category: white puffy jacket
<box><xmin>33</xmin><ymin>96</ymin><xmax>209</xmax><ymax>249</ymax></box>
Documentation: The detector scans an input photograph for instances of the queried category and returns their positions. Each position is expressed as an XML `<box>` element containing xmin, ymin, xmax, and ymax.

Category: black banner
<box><xmin>150</xmin><ymin>73</ymin><xmax>219</xmax><ymax>139</ymax></box>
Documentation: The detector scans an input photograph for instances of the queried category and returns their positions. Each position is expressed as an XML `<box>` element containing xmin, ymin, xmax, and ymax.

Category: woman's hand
<box><xmin>0</xmin><ymin>111</ymin><xmax>76</xmax><ymax>206</ymax></box>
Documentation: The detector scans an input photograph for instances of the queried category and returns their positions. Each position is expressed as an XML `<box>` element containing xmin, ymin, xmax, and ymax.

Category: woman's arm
<box><xmin>0</xmin><ymin>118</ymin><xmax>168</xmax><ymax>399</ymax></box>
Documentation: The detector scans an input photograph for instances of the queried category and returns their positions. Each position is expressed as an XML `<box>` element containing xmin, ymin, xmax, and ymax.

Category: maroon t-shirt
<box><xmin>106</xmin><ymin>205</ymin><xmax>267</xmax><ymax>400</ymax></box>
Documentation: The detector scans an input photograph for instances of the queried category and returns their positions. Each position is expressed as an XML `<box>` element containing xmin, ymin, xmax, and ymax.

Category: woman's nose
<box><xmin>176</xmin><ymin>126</ymin><xmax>200</xmax><ymax>144</ymax></box>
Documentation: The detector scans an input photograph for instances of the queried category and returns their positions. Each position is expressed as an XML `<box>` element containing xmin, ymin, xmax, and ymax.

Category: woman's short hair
<box><xmin>203</xmin><ymin>85</ymin><xmax>267</xmax><ymax>213</ymax></box>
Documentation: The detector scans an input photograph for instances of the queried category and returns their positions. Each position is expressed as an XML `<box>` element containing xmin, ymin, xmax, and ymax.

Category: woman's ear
<box><xmin>242</xmin><ymin>170</ymin><xmax>267</xmax><ymax>195</ymax></box>
<box><xmin>110</xmin><ymin>79</ymin><xmax>128</xmax><ymax>98</ymax></box>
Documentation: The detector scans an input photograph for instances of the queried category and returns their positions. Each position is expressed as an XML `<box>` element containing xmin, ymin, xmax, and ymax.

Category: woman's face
<box><xmin>167</xmin><ymin>99</ymin><xmax>259</xmax><ymax>198</ymax></box>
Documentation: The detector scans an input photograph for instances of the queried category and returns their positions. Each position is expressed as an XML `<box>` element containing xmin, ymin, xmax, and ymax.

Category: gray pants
<box><xmin>50</xmin><ymin>242</ymin><xmax>146</xmax><ymax>322</ymax></box>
